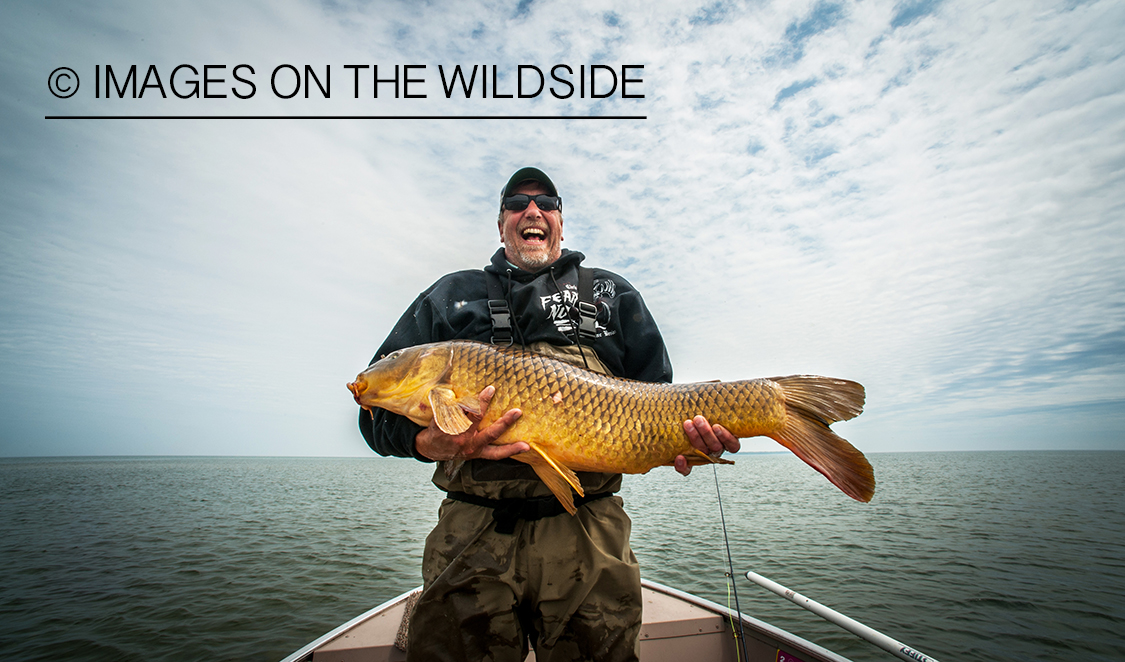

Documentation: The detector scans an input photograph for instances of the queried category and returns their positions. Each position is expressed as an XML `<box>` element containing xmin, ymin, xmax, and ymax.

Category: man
<box><xmin>359</xmin><ymin>167</ymin><xmax>739</xmax><ymax>662</ymax></box>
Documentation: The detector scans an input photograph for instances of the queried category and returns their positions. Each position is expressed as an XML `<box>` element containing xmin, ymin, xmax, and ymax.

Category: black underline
<box><xmin>45</xmin><ymin>115</ymin><xmax>647</xmax><ymax>120</ymax></box>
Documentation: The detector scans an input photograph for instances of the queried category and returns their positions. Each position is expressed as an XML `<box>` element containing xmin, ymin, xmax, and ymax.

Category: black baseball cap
<box><xmin>500</xmin><ymin>167</ymin><xmax>559</xmax><ymax>199</ymax></box>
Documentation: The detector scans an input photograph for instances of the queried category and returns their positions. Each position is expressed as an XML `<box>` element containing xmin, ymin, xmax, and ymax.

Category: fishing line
<box><xmin>548</xmin><ymin>267</ymin><xmax>590</xmax><ymax>370</ymax></box>
<box><xmin>713</xmin><ymin>464</ymin><xmax>748</xmax><ymax>662</ymax></box>
<box><xmin>724</xmin><ymin>578</ymin><xmax>740</xmax><ymax>662</ymax></box>
<box><xmin>502</xmin><ymin>269</ymin><xmax>527</xmax><ymax>347</ymax></box>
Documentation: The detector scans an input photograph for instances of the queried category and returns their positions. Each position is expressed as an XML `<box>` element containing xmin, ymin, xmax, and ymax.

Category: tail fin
<box><xmin>770</xmin><ymin>376</ymin><xmax>874</xmax><ymax>502</ymax></box>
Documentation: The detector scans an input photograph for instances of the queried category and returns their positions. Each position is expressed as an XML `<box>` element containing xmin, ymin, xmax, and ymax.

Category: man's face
<box><xmin>498</xmin><ymin>181</ymin><xmax>563</xmax><ymax>271</ymax></box>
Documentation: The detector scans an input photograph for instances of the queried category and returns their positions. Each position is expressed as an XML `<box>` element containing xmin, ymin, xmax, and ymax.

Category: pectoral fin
<box><xmin>429</xmin><ymin>387</ymin><xmax>473</xmax><ymax>435</ymax></box>
<box><xmin>513</xmin><ymin>442</ymin><xmax>584</xmax><ymax>515</ymax></box>
<box><xmin>457</xmin><ymin>392</ymin><xmax>482</xmax><ymax>418</ymax></box>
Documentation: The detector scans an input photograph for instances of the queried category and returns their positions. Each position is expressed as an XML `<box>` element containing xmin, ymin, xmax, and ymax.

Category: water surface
<box><xmin>1</xmin><ymin>452</ymin><xmax>1122</xmax><ymax>661</ymax></box>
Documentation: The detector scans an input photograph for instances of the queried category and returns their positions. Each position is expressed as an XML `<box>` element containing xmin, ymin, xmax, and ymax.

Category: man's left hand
<box><xmin>675</xmin><ymin>415</ymin><xmax>741</xmax><ymax>476</ymax></box>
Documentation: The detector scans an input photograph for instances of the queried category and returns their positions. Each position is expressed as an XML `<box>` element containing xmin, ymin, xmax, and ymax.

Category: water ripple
<box><xmin>1</xmin><ymin>452</ymin><xmax>1123</xmax><ymax>661</ymax></box>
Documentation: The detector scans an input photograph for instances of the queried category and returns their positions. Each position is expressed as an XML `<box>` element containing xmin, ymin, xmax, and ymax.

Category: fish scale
<box><xmin>349</xmin><ymin>339</ymin><xmax>876</xmax><ymax>511</ymax></box>
<box><xmin>448</xmin><ymin>341</ymin><xmax>797</xmax><ymax>474</ymax></box>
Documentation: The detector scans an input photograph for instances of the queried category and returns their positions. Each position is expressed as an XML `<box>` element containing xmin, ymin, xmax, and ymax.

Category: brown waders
<box><xmin>406</xmin><ymin>343</ymin><xmax>642</xmax><ymax>662</ymax></box>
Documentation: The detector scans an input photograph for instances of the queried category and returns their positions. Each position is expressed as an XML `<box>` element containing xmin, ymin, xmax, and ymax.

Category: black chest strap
<box><xmin>485</xmin><ymin>267</ymin><xmax>597</xmax><ymax>346</ymax></box>
<box><xmin>485</xmin><ymin>271</ymin><xmax>514</xmax><ymax>346</ymax></box>
<box><xmin>575</xmin><ymin>266</ymin><xmax>598</xmax><ymax>340</ymax></box>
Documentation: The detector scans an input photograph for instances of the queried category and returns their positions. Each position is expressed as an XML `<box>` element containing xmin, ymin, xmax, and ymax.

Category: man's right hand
<box><xmin>414</xmin><ymin>385</ymin><xmax>528</xmax><ymax>462</ymax></box>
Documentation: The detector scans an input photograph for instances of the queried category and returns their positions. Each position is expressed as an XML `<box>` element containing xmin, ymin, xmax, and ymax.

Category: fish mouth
<box><xmin>347</xmin><ymin>381</ymin><xmax>364</xmax><ymax>403</ymax></box>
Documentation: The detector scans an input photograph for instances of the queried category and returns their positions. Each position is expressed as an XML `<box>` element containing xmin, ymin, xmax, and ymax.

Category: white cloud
<box><xmin>1</xmin><ymin>0</ymin><xmax>1122</xmax><ymax>457</ymax></box>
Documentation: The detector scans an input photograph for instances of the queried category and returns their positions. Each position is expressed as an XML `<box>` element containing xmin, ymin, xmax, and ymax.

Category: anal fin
<box><xmin>684</xmin><ymin>448</ymin><xmax>736</xmax><ymax>466</ymax></box>
<box><xmin>512</xmin><ymin>442</ymin><xmax>584</xmax><ymax>515</ymax></box>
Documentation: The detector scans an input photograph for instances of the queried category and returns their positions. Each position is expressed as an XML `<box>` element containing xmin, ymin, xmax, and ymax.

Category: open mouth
<box><xmin>520</xmin><ymin>227</ymin><xmax>547</xmax><ymax>243</ymax></box>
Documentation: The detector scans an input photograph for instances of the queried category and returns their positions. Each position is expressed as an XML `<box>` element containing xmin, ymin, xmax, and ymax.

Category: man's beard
<box><xmin>515</xmin><ymin>248</ymin><xmax>551</xmax><ymax>268</ymax></box>
<box><xmin>508</xmin><ymin>242</ymin><xmax>556</xmax><ymax>270</ymax></box>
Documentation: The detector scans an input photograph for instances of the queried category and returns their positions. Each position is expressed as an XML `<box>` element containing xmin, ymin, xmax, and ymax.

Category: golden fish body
<box><xmin>348</xmin><ymin>340</ymin><xmax>874</xmax><ymax>512</ymax></box>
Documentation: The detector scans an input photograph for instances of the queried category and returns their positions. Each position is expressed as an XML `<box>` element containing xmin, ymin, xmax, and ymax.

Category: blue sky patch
<box><xmin>773</xmin><ymin>77</ymin><xmax>819</xmax><ymax>108</ymax></box>
<box><xmin>891</xmin><ymin>0</ymin><xmax>943</xmax><ymax>29</ymax></box>
<box><xmin>690</xmin><ymin>1</ymin><xmax>731</xmax><ymax>26</ymax></box>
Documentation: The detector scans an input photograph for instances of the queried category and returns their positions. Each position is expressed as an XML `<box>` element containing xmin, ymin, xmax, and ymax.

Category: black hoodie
<box><xmin>360</xmin><ymin>248</ymin><xmax>673</xmax><ymax>460</ymax></box>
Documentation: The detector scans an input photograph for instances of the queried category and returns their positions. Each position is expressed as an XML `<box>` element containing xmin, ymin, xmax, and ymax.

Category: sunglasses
<box><xmin>502</xmin><ymin>194</ymin><xmax>562</xmax><ymax>212</ymax></box>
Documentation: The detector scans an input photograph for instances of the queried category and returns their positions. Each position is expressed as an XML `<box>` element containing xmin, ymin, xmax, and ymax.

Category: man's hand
<box><xmin>414</xmin><ymin>385</ymin><xmax>528</xmax><ymax>462</ymax></box>
<box><xmin>675</xmin><ymin>415</ymin><xmax>741</xmax><ymax>476</ymax></box>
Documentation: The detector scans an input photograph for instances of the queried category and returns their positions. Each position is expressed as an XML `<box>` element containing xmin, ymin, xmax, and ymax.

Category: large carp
<box><xmin>348</xmin><ymin>340</ymin><xmax>874</xmax><ymax>513</ymax></box>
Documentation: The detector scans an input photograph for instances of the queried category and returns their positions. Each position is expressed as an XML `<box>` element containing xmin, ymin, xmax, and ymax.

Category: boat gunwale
<box><xmin>279</xmin><ymin>579</ymin><xmax>853</xmax><ymax>662</ymax></box>
<box><xmin>641</xmin><ymin>579</ymin><xmax>853</xmax><ymax>662</ymax></box>
<box><xmin>278</xmin><ymin>586</ymin><xmax>418</xmax><ymax>662</ymax></box>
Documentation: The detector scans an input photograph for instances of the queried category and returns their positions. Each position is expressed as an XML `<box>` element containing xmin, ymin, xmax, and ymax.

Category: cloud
<box><xmin>1</xmin><ymin>0</ymin><xmax>1123</xmax><ymax>457</ymax></box>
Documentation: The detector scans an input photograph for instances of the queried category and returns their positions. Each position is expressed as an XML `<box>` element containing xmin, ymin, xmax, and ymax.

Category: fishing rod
<box><xmin>745</xmin><ymin>570</ymin><xmax>942</xmax><ymax>662</ymax></box>
<box><xmin>713</xmin><ymin>465</ymin><xmax>749</xmax><ymax>662</ymax></box>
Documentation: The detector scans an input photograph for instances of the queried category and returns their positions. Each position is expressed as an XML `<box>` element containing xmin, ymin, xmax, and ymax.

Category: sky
<box><xmin>1</xmin><ymin>0</ymin><xmax>1122</xmax><ymax>458</ymax></box>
